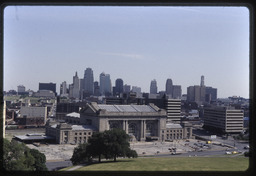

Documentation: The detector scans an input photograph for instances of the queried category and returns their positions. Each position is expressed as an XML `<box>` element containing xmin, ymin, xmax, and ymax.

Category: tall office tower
<box><xmin>72</xmin><ymin>72</ymin><xmax>80</xmax><ymax>99</ymax></box>
<box><xmin>172</xmin><ymin>85</ymin><xmax>182</xmax><ymax>99</ymax></box>
<box><xmin>187</xmin><ymin>85</ymin><xmax>205</xmax><ymax>105</ymax></box>
<box><xmin>200</xmin><ymin>75</ymin><xmax>205</xmax><ymax>87</ymax></box>
<box><xmin>39</xmin><ymin>82</ymin><xmax>56</xmax><ymax>94</ymax></box>
<box><xmin>60</xmin><ymin>81</ymin><xmax>68</xmax><ymax>97</ymax></box>
<box><xmin>205</xmin><ymin>87</ymin><xmax>217</xmax><ymax>102</ymax></box>
<box><xmin>123</xmin><ymin>84</ymin><xmax>131</xmax><ymax>93</ymax></box>
<box><xmin>165</xmin><ymin>99</ymin><xmax>181</xmax><ymax>123</ymax></box>
<box><xmin>83</xmin><ymin>68</ymin><xmax>94</xmax><ymax>96</ymax></box>
<box><xmin>132</xmin><ymin>86</ymin><xmax>141</xmax><ymax>94</ymax></box>
<box><xmin>94</xmin><ymin>81</ymin><xmax>100</xmax><ymax>96</ymax></box>
<box><xmin>150</xmin><ymin>79</ymin><xmax>158</xmax><ymax>94</ymax></box>
<box><xmin>114</xmin><ymin>78</ymin><xmax>124</xmax><ymax>96</ymax></box>
<box><xmin>100</xmin><ymin>72</ymin><xmax>112</xmax><ymax>96</ymax></box>
<box><xmin>69</xmin><ymin>72</ymin><xmax>80</xmax><ymax>99</ymax></box>
<box><xmin>79</xmin><ymin>78</ymin><xmax>84</xmax><ymax>99</ymax></box>
<box><xmin>165</xmin><ymin>79</ymin><xmax>173</xmax><ymax>97</ymax></box>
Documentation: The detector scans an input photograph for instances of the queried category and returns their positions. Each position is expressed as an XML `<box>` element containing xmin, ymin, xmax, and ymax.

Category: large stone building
<box><xmin>46</xmin><ymin>102</ymin><xmax>192</xmax><ymax>144</ymax></box>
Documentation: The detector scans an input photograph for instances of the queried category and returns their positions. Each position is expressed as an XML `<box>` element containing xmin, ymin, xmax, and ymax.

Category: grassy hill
<box><xmin>63</xmin><ymin>157</ymin><xmax>249</xmax><ymax>172</ymax></box>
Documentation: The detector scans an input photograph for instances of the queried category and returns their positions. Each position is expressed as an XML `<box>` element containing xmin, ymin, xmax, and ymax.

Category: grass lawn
<box><xmin>75</xmin><ymin>157</ymin><xmax>249</xmax><ymax>171</ymax></box>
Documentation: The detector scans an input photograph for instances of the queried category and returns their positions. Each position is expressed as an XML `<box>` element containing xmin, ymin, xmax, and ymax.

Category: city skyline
<box><xmin>4</xmin><ymin>6</ymin><xmax>249</xmax><ymax>98</ymax></box>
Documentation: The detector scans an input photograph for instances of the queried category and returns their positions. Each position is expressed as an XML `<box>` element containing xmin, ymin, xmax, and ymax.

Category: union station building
<box><xmin>46</xmin><ymin>102</ymin><xmax>192</xmax><ymax>144</ymax></box>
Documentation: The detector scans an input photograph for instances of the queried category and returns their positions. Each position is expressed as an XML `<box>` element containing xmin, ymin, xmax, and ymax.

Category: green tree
<box><xmin>104</xmin><ymin>128</ymin><xmax>131</xmax><ymax>162</ymax></box>
<box><xmin>30</xmin><ymin>149</ymin><xmax>48</xmax><ymax>171</ymax></box>
<box><xmin>3</xmin><ymin>139</ymin><xmax>35</xmax><ymax>171</ymax></box>
<box><xmin>71</xmin><ymin>143</ymin><xmax>90</xmax><ymax>165</ymax></box>
<box><xmin>87</xmin><ymin>132</ymin><xmax>106</xmax><ymax>163</ymax></box>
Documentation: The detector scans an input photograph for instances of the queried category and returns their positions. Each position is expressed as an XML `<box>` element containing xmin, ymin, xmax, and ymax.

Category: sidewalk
<box><xmin>66</xmin><ymin>164</ymin><xmax>86</xmax><ymax>171</ymax></box>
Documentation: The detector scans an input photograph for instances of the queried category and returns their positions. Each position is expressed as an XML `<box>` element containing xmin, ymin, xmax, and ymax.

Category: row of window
<box><xmin>166</xmin><ymin>129</ymin><xmax>183</xmax><ymax>133</ymax></box>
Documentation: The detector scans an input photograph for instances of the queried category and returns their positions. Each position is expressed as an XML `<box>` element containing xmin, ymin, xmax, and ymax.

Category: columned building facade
<box><xmin>80</xmin><ymin>103</ymin><xmax>166</xmax><ymax>141</ymax></box>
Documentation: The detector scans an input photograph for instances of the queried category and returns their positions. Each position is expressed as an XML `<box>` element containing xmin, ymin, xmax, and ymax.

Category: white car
<box><xmin>225</xmin><ymin>151</ymin><xmax>232</xmax><ymax>155</ymax></box>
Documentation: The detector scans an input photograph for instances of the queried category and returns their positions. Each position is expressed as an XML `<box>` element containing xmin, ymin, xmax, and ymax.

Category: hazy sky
<box><xmin>4</xmin><ymin>6</ymin><xmax>249</xmax><ymax>98</ymax></box>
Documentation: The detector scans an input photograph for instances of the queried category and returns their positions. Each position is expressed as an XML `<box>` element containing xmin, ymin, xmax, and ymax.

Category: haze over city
<box><xmin>4</xmin><ymin>6</ymin><xmax>249</xmax><ymax>98</ymax></box>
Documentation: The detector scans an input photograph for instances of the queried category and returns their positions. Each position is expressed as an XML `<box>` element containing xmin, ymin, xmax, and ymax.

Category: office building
<box><xmin>60</xmin><ymin>81</ymin><xmax>68</xmax><ymax>97</ymax></box>
<box><xmin>205</xmin><ymin>87</ymin><xmax>217</xmax><ymax>102</ymax></box>
<box><xmin>204</xmin><ymin>106</ymin><xmax>244</xmax><ymax>134</ymax></box>
<box><xmin>123</xmin><ymin>84</ymin><xmax>131</xmax><ymax>93</ymax></box>
<box><xmin>69</xmin><ymin>72</ymin><xmax>80</xmax><ymax>99</ymax></box>
<box><xmin>187</xmin><ymin>76</ymin><xmax>217</xmax><ymax>105</ymax></box>
<box><xmin>165</xmin><ymin>79</ymin><xmax>173</xmax><ymax>97</ymax></box>
<box><xmin>18</xmin><ymin>106</ymin><xmax>47</xmax><ymax>127</ymax></box>
<box><xmin>83</xmin><ymin>68</ymin><xmax>94</xmax><ymax>96</ymax></box>
<box><xmin>17</xmin><ymin>85</ymin><xmax>26</xmax><ymax>95</ymax></box>
<box><xmin>132</xmin><ymin>86</ymin><xmax>141</xmax><ymax>94</ymax></box>
<box><xmin>113</xmin><ymin>78</ymin><xmax>124</xmax><ymax>96</ymax></box>
<box><xmin>165</xmin><ymin>99</ymin><xmax>181</xmax><ymax>123</ymax></box>
<box><xmin>94</xmin><ymin>81</ymin><xmax>100</xmax><ymax>96</ymax></box>
<box><xmin>200</xmin><ymin>75</ymin><xmax>205</xmax><ymax>87</ymax></box>
<box><xmin>172</xmin><ymin>85</ymin><xmax>182</xmax><ymax>99</ymax></box>
<box><xmin>39</xmin><ymin>83</ymin><xmax>56</xmax><ymax>94</ymax></box>
<box><xmin>100</xmin><ymin>72</ymin><xmax>112</xmax><ymax>96</ymax></box>
<box><xmin>150</xmin><ymin>79</ymin><xmax>158</xmax><ymax>94</ymax></box>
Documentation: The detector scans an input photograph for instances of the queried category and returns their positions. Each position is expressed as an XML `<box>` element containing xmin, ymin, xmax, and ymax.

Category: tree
<box><xmin>71</xmin><ymin>143</ymin><xmax>90</xmax><ymax>165</ymax></box>
<box><xmin>71</xmin><ymin>129</ymin><xmax>138</xmax><ymax>164</ymax></box>
<box><xmin>3</xmin><ymin>139</ymin><xmax>35</xmax><ymax>171</ymax></box>
<box><xmin>30</xmin><ymin>149</ymin><xmax>48</xmax><ymax>171</ymax></box>
<box><xmin>2</xmin><ymin>139</ymin><xmax>47</xmax><ymax>171</ymax></box>
<box><xmin>103</xmin><ymin>128</ymin><xmax>131</xmax><ymax>162</ymax></box>
<box><xmin>86</xmin><ymin>132</ymin><xmax>106</xmax><ymax>163</ymax></box>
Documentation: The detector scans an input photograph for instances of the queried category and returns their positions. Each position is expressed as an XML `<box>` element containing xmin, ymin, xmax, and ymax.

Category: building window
<box><xmin>84</xmin><ymin>132</ymin><xmax>87</xmax><ymax>135</ymax></box>
<box><xmin>128</xmin><ymin>123</ymin><xmax>137</xmax><ymax>135</ymax></box>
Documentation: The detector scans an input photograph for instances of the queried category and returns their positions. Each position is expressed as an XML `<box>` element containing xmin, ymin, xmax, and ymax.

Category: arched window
<box><xmin>146</xmin><ymin>123</ymin><xmax>154</xmax><ymax>136</ymax></box>
<box><xmin>128</xmin><ymin>123</ymin><xmax>136</xmax><ymax>135</ymax></box>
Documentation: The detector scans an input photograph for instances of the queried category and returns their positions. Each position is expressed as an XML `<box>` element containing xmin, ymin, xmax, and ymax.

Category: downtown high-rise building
<box><xmin>60</xmin><ymin>81</ymin><xmax>68</xmax><ymax>97</ymax></box>
<box><xmin>100</xmin><ymin>72</ymin><xmax>112</xmax><ymax>96</ymax></box>
<box><xmin>150</xmin><ymin>79</ymin><xmax>158</xmax><ymax>94</ymax></box>
<box><xmin>172</xmin><ymin>85</ymin><xmax>182</xmax><ymax>99</ymax></box>
<box><xmin>123</xmin><ymin>84</ymin><xmax>131</xmax><ymax>93</ymax></box>
<box><xmin>165</xmin><ymin>79</ymin><xmax>173</xmax><ymax>97</ymax></box>
<box><xmin>69</xmin><ymin>71</ymin><xmax>80</xmax><ymax>99</ymax></box>
<box><xmin>187</xmin><ymin>75</ymin><xmax>217</xmax><ymax>105</ymax></box>
<box><xmin>113</xmin><ymin>78</ymin><xmax>124</xmax><ymax>96</ymax></box>
<box><xmin>83</xmin><ymin>68</ymin><xmax>94</xmax><ymax>96</ymax></box>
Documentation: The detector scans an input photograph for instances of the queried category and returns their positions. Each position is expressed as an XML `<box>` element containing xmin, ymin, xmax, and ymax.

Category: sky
<box><xmin>3</xmin><ymin>6</ymin><xmax>250</xmax><ymax>98</ymax></box>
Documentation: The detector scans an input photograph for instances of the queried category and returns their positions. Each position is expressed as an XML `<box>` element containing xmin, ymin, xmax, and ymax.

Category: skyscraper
<box><xmin>60</xmin><ymin>81</ymin><xmax>68</xmax><ymax>97</ymax></box>
<box><xmin>200</xmin><ymin>75</ymin><xmax>205</xmax><ymax>87</ymax></box>
<box><xmin>69</xmin><ymin>72</ymin><xmax>80</xmax><ymax>99</ymax></box>
<box><xmin>114</xmin><ymin>78</ymin><xmax>124</xmax><ymax>96</ymax></box>
<box><xmin>83</xmin><ymin>68</ymin><xmax>94</xmax><ymax>96</ymax></box>
<box><xmin>123</xmin><ymin>84</ymin><xmax>131</xmax><ymax>93</ymax></box>
<box><xmin>165</xmin><ymin>79</ymin><xmax>173</xmax><ymax>97</ymax></box>
<box><xmin>172</xmin><ymin>85</ymin><xmax>182</xmax><ymax>99</ymax></box>
<box><xmin>150</xmin><ymin>79</ymin><xmax>157</xmax><ymax>94</ymax></box>
<box><xmin>100</xmin><ymin>72</ymin><xmax>112</xmax><ymax>96</ymax></box>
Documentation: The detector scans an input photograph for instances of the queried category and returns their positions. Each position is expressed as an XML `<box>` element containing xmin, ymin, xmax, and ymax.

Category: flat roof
<box><xmin>14</xmin><ymin>134</ymin><xmax>54</xmax><ymax>141</ymax></box>
<box><xmin>98</xmin><ymin>104</ymin><xmax>156</xmax><ymax>113</ymax></box>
